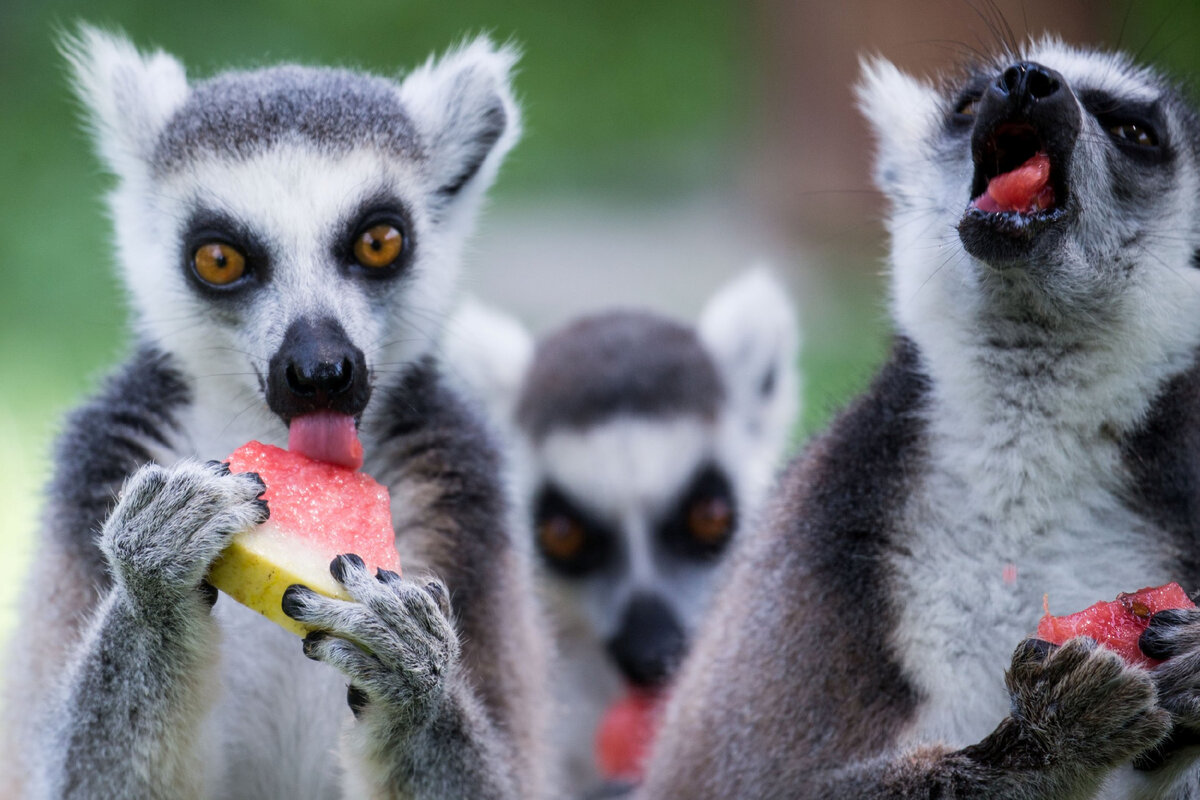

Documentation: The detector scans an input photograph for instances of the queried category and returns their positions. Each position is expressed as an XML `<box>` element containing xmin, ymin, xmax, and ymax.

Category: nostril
<box><xmin>999</xmin><ymin>65</ymin><xmax>1023</xmax><ymax>94</ymax></box>
<box><xmin>1026</xmin><ymin>68</ymin><xmax>1059</xmax><ymax>100</ymax></box>
<box><xmin>327</xmin><ymin>358</ymin><xmax>353</xmax><ymax>395</ymax></box>
<box><xmin>285</xmin><ymin>363</ymin><xmax>316</xmax><ymax>396</ymax></box>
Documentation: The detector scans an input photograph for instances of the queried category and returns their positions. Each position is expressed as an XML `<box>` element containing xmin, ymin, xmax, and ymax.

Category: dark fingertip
<box><xmin>1140</xmin><ymin>625</ymin><xmax>1177</xmax><ymax>661</ymax></box>
<box><xmin>241</xmin><ymin>471</ymin><xmax>266</xmax><ymax>493</ymax></box>
<box><xmin>347</xmin><ymin>684</ymin><xmax>369</xmax><ymax>718</ymax></box>
<box><xmin>330</xmin><ymin>554</ymin><xmax>365</xmax><ymax>583</ymax></box>
<box><xmin>425</xmin><ymin>581</ymin><xmax>446</xmax><ymax>605</ymax></box>
<box><xmin>281</xmin><ymin>584</ymin><xmax>312</xmax><ymax>619</ymax></box>
<box><xmin>376</xmin><ymin>568</ymin><xmax>401</xmax><ymax>584</ymax></box>
<box><xmin>302</xmin><ymin>630</ymin><xmax>327</xmax><ymax>659</ymax></box>
<box><xmin>206</xmin><ymin>459</ymin><xmax>233</xmax><ymax>477</ymax></box>
<box><xmin>254</xmin><ymin>498</ymin><xmax>270</xmax><ymax>521</ymax></box>
<box><xmin>1015</xmin><ymin>638</ymin><xmax>1055</xmax><ymax>664</ymax></box>
<box><xmin>1151</xmin><ymin>608</ymin><xmax>1191</xmax><ymax>628</ymax></box>
<box><xmin>198</xmin><ymin>580</ymin><xmax>219</xmax><ymax>609</ymax></box>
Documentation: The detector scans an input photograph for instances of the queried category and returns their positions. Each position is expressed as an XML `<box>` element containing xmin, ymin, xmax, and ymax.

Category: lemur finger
<box><xmin>302</xmin><ymin>631</ymin><xmax>386</xmax><ymax>683</ymax></box>
<box><xmin>1141</xmin><ymin>608</ymin><xmax>1200</xmax><ymax>661</ymax></box>
<box><xmin>112</xmin><ymin>463</ymin><xmax>170</xmax><ymax>518</ymax></box>
<box><xmin>334</xmin><ymin>556</ymin><xmax>452</xmax><ymax>640</ymax></box>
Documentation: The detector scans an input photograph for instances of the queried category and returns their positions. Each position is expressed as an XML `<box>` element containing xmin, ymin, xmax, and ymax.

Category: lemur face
<box><xmin>860</xmin><ymin>38</ymin><xmax>1200</xmax><ymax>332</ymax></box>
<box><xmin>445</xmin><ymin>271</ymin><xmax>799</xmax><ymax>689</ymax></box>
<box><xmin>71</xmin><ymin>32</ymin><xmax>518</xmax><ymax>438</ymax></box>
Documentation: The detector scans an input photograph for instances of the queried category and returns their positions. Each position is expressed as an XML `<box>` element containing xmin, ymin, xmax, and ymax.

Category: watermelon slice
<box><xmin>595</xmin><ymin>688</ymin><xmax>666</xmax><ymax>783</ymax></box>
<box><xmin>1036</xmin><ymin>583</ymin><xmax>1195</xmax><ymax>668</ymax></box>
<box><xmin>208</xmin><ymin>441</ymin><xmax>399</xmax><ymax>635</ymax></box>
<box><xmin>972</xmin><ymin>152</ymin><xmax>1055</xmax><ymax>215</ymax></box>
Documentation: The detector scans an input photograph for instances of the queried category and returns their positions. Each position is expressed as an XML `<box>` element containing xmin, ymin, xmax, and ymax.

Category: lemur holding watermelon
<box><xmin>0</xmin><ymin>27</ymin><xmax>550</xmax><ymax>799</ymax></box>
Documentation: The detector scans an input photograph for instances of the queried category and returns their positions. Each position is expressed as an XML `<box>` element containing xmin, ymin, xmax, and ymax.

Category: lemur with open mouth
<box><xmin>642</xmin><ymin>38</ymin><xmax>1200</xmax><ymax>800</ymax></box>
<box><xmin>446</xmin><ymin>270</ymin><xmax>798</xmax><ymax>794</ymax></box>
<box><xmin>0</xmin><ymin>27</ymin><xmax>549</xmax><ymax>799</ymax></box>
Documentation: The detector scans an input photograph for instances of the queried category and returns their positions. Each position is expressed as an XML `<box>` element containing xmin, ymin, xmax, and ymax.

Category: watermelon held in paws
<box><xmin>207</xmin><ymin>441</ymin><xmax>400</xmax><ymax>636</ymax></box>
<box><xmin>595</xmin><ymin>688</ymin><xmax>666</xmax><ymax>783</ymax></box>
<box><xmin>1036</xmin><ymin>583</ymin><xmax>1195</xmax><ymax>668</ymax></box>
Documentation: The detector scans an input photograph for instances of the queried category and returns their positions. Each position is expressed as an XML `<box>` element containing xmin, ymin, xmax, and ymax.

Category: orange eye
<box><xmin>354</xmin><ymin>224</ymin><xmax>404</xmax><ymax>269</ymax></box>
<box><xmin>955</xmin><ymin>95</ymin><xmax>980</xmax><ymax>118</ymax></box>
<box><xmin>1110</xmin><ymin>122</ymin><xmax>1156</xmax><ymax>147</ymax></box>
<box><xmin>193</xmin><ymin>243</ymin><xmax>246</xmax><ymax>286</ymax></box>
<box><xmin>538</xmin><ymin>514</ymin><xmax>586</xmax><ymax>563</ymax></box>
<box><xmin>687</xmin><ymin>496</ymin><xmax>733</xmax><ymax>546</ymax></box>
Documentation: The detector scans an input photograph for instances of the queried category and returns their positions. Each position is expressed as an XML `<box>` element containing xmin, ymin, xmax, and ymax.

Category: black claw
<box><xmin>206</xmin><ymin>460</ymin><xmax>232</xmax><ymax>477</ymax></box>
<box><xmin>198</xmin><ymin>580</ymin><xmax>219</xmax><ymax>609</ymax></box>
<box><xmin>330</xmin><ymin>553</ymin><xmax>365</xmax><ymax>583</ymax></box>
<box><xmin>1015</xmin><ymin>638</ymin><xmax>1055</xmax><ymax>664</ymax></box>
<box><xmin>253</xmin><ymin>498</ymin><xmax>271</xmax><ymax>521</ymax></box>
<box><xmin>376</xmin><ymin>568</ymin><xmax>401</xmax><ymax>584</ymax></box>
<box><xmin>281</xmin><ymin>584</ymin><xmax>314</xmax><ymax>619</ymax></box>
<box><xmin>347</xmin><ymin>684</ymin><xmax>369</xmax><ymax>718</ymax></box>
<box><xmin>242</xmin><ymin>471</ymin><xmax>266</xmax><ymax>494</ymax></box>
<box><xmin>1141</xmin><ymin>610</ymin><xmax>1191</xmax><ymax>660</ymax></box>
<box><xmin>302</xmin><ymin>630</ymin><xmax>327</xmax><ymax>660</ymax></box>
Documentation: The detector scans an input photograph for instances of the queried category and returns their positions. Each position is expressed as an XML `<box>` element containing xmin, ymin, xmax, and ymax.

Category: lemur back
<box><xmin>642</xmin><ymin>38</ymin><xmax>1200</xmax><ymax>800</ymax></box>
<box><xmin>445</xmin><ymin>270</ymin><xmax>799</xmax><ymax>794</ymax></box>
<box><xmin>0</xmin><ymin>27</ymin><xmax>549</xmax><ymax>799</ymax></box>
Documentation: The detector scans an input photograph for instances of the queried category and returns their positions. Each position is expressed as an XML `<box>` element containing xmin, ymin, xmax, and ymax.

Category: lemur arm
<box><xmin>291</xmin><ymin>361</ymin><xmax>548</xmax><ymax>799</ymax></box>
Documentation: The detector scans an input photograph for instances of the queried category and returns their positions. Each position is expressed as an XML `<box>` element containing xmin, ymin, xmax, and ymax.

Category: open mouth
<box><xmin>969</xmin><ymin>122</ymin><xmax>1065</xmax><ymax>218</ymax></box>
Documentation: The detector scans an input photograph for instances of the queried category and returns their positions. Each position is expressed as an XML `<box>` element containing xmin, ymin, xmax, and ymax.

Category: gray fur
<box><xmin>154</xmin><ymin>66</ymin><xmax>422</xmax><ymax>173</ymax></box>
<box><xmin>515</xmin><ymin>311</ymin><xmax>725</xmax><ymax>441</ymax></box>
<box><xmin>643</xmin><ymin>39</ymin><xmax>1200</xmax><ymax>800</ymax></box>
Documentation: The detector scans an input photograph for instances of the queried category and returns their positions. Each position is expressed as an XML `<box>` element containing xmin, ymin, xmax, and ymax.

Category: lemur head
<box><xmin>64</xmin><ymin>26</ymin><xmax>519</xmax><ymax>445</ymax></box>
<box><xmin>858</xmin><ymin>38</ymin><xmax>1200</xmax><ymax>364</ymax></box>
<box><xmin>446</xmin><ymin>270</ymin><xmax>798</xmax><ymax>688</ymax></box>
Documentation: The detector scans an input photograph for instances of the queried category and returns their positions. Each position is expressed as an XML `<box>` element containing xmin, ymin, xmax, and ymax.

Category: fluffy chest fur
<box><xmin>891</xmin><ymin>335</ymin><xmax>1181</xmax><ymax>748</ymax></box>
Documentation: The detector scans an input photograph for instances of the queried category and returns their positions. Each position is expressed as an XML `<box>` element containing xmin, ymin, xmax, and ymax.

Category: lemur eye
<box><xmin>954</xmin><ymin>93</ymin><xmax>981</xmax><ymax>118</ymax></box>
<box><xmin>687</xmin><ymin>496</ymin><xmax>733</xmax><ymax>547</ymax></box>
<box><xmin>192</xmin><ymin>243</ymin><xmax>246</xmax><ymax>286</ymax></box>
<box><xmin>1109</xmin><ymin>121</ymin><xmax>1158</xmax><ymax>147</ymax></box>
<box><xmin>353</xmin><ymin>224</ymin><xmax>404</xmax><ymax>269</ymax></box>
<box><xmin>537</xmin><ymin>514</ymin><xmax>586</xmax><ymax>563</ymax></box>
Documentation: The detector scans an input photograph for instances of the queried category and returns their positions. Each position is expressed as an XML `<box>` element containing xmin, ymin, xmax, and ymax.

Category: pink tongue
<box><xmin>288</xmin><ymin>412</ymin><xmax>364</xmax><ymax>470</ymax></box>
<box><xmin>973</xmin><ymin>151</ymin><xmax>1054</xmax><ymax>214</ymax></box>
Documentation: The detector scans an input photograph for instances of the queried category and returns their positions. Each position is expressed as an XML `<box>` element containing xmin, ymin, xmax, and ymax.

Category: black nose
<box><xmin>267</xmin><ymin>317</ymin><xmax>370</xmax><ymax>421</ymax></box>
<box><xmin>606</xmin><ymin>592</ymin><xmax>687</xmax><ymax>688</ymax></box>
<box><xmin>997</xmin><ymin>61</ymin><xmax>1061</xmax><ymax>101</ymax></box>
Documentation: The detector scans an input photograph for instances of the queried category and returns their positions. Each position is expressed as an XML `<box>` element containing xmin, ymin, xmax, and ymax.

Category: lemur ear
<box><xmin>855</xmin><ymin>57</ymin><xmax>941</xmax><ymax>197</ymax></box>
<box><xmin>442</xmin><ymin>298</ymin><xmax>534</xmax><ymax>433</ymax></box>
<box><xmin>698</xmin><ymin>268</ymin><xmax>800</xmax><ymax>455</ymax></box>
<box><xmin>60</xmin><ymin>24</ymin><xmax>189</xmax><ymax>178</ymax></box>
<box><xmin>398</xmin><ymin>37</ymin><xmax>521</xmax><ymax>204</ymax></box>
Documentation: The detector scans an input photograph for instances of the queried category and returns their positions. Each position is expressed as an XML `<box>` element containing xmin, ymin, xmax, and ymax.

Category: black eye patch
<box><xmin>657</xmin><ymin>464</ymin><xmax>738</xmax><ymax>561</ymax></box>
<box><xmin>180</xmin><ymin>208</ymin><xmax>270</xmax><ymax>296</ymax></box>
<box><xmin>532</xmin><ymin>483</ymin><xmax>618</xmax><ymax>577</ymax></box>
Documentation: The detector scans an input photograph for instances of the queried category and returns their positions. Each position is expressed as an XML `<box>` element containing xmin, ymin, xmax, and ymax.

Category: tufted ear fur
<box><xmin>60</xmin><ymin>24</ymin><xmax>189</xmax><ymax>180</ymax></box>
<box><xmin>398</xmin><ymin>37</ymin><xmax>521</xmax><ymax>206</ymax></box>
<box><xmin>855</xmin><ymin>56</ymin><xmax>943</xmax><ymax>199</ymax></box>
<box><xmin>442</xmin><ymin>298</ymin><xmax>534</xmax><ymax>433</ymax></box>
<box><xmin>698</xmin><ymin>268</ymin><xmax>800</xmax><ymax>456</ymax></box>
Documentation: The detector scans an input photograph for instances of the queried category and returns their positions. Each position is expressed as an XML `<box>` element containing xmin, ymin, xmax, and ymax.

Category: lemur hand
<box><xmin>99</xmin><ymin>459</ymin><xmax>268</xmax><ymax>613</ymax></box>
<box><xmin>1133</xmin><ymin>607</ymin><xmax>1200</xmax><ymax>768</ymax></box>
<box><xmin>281</xmin><ymin>554</ymin><xmax>460</xmax><ymax>727</ymax></box>
<box><xmin>988</xmin><ymin>637</ymin><xmax>1168</xmax><ymax>770</ymax></box>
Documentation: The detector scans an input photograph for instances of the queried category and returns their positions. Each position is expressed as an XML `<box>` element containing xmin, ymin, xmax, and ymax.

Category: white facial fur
<box><xmin>65</xmin><ymin>27</ymin><xmax>520</xmax><ymax>458</ymax></box>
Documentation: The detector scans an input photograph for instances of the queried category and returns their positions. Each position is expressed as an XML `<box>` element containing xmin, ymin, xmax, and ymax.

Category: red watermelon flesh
<box><xmin>1036</xmin><ymin>582</ymin><xmax>1194</xmax><ymax>668</ymax></box>
<box><xmin>595</xmin><ymin>688</ymin><xmax>666</xmax><ymax>783</ymax></box>
<box><xmin>208</xmin><ymin>441</ymin><xmax>399</xmax><ymax>635</ymax></box>
<box><xmin>972</xmin><ymin>151</ymin><xmax>1055</xmax><ymax>215</ymax></box>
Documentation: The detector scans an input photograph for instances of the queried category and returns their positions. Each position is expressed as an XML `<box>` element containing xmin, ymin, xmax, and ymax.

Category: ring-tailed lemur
<box><xmin>444</xmin><ymin>270</ymin><xmax>799</xmax><ymax>794</ymax></box>
<box><xmin>0</xmin><ymin>26</ymin><xmax>550</xmax><ymax>799</ymax></box>
<box><xmin>641</xmin><ymin>37</ymin><xmax>1200</xmax><ymax>800</ymax></box>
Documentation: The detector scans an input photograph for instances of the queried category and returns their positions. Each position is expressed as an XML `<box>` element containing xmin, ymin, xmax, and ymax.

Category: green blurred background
<box><xmin>1</xmin><ymin>0</ymin><xmax>1197</xmax><ymax>641</ymax></box>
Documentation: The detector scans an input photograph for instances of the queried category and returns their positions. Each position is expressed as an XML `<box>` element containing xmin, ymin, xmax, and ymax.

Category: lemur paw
<box><xmin>100</xmin><ymin>459</ymin><xmax>268</xmax><ymax>609</ymax></box>
<box><xmin>1005</xmin><ymin>637</ymin><xmax>1169</xmax><ymax>769</ymax></box>
<box><xmin>281</xmin><ymin>554</ymin><xmax>460</xmax><ymax>725</ymax></box>
<box><xmin>1132</xmin><ymin>608</ymin><xmax>1200</xmax><ymax>769</ymax></box>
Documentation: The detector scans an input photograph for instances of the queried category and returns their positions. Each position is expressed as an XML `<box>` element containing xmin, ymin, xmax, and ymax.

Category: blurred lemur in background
<box><xmin>0</xmin><ymin>26</ymin><xmax>551</xmax><ymax>799</ymax></box>
<box><xmin>643</xmin><ymin>37</ymin><xmax>1200</xmax><ymax>800</ymax></box>
<box><xmin>446</xmin><ymin>269</ymin><xmax>799</xmax><ymax>795</ymax></box>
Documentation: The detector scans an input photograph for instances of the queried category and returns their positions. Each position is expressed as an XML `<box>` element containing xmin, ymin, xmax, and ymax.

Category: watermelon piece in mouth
<box><xmin>1036</xmin><ymin>582</ymin><xmax>1195</xmax><ymax>668</ymax></box>
<box><xmin>972</xmin><ymin>151</ymin><xmax>1055</xmax><ymax>215</ymax></box>
<box><xmin>288</xmin><ymin>410</ymin><xmax>363</xmax><ymax>470</ymax></box>
<box><xmin>208</xmin><ymin>441</ymin><xmax>399</xmax><ymax>636</ymax></box>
